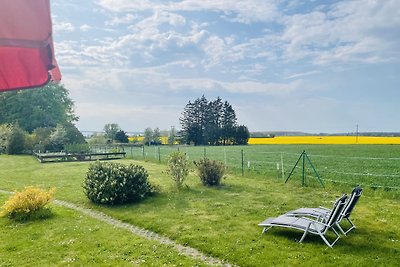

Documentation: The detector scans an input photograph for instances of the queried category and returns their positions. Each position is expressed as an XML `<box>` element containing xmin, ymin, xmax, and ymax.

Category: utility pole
<box><xmin>356</xmin><ymin>124</ymin><xmax>359</xmax><ymax>143</ymax></box>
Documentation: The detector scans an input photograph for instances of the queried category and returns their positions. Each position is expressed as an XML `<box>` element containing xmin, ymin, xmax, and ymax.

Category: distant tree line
<box><xmin>180</xmin><ymin>96</ymin><xmax>249</xmax><ymax>146</ymax></box>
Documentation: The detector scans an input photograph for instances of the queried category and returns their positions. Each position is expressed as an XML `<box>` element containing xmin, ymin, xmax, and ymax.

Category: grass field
<box><xmin>1</xmin><ymin>147</ymin><xmax>400</xmax><ymax>266</ymax></box>
<box><xmin>110</xmin><ymin>144</ymin><xmax>400</xmax><ymax>191</ymax></box>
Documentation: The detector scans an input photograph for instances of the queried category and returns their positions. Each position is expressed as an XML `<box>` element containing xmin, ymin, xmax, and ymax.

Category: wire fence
<box><xmin>90</xmin><ymin>144</ymin><xmax>400</xmax><ymax>190</ymax></box>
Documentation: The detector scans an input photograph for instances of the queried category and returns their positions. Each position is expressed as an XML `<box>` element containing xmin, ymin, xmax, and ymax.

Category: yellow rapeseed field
<box><xmin>128</xmin><ymin>136</ymin><xmax>169</xmax><ymax>144</ymax></box>
<box><xmin>248</xmin><ymin>136</ymin><xmax>400</xmax><ymax>145</ymax></box>
<box><xmin>129</xmin><ymin>136</ymin><xmax>400</xmax><ymax>145</ymax></box>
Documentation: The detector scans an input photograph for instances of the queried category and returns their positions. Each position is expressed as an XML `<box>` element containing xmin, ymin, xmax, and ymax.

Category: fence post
<box><xmin>281</xmin><ymin>152</ymin><xmax>285</xmax><ymax>179</ymax></box>
<box><xmin>204</xmin><ymin>147</ymin><xmax>206</xmax><ymax>159</ymax></box>
<box><xmin>158</xmin><ymin>146</ymin><xmax>161</xmax><ymax>163</ymax></box>
<box><xmin>130</xmin><ymin>146</ymin><xmax>133</xmax><ymax>158</ymax></box>
<box><xmin>142</xmin><ymin>145</ymin><xmax>145</xmax><ymax>159</ymax></box>
<box><xmin>302</xmin><ymin>150</ymin><xmax>305</xmax><ymax>186</ymax></box>
<box><xmin>241</xmin><ymin>149</ymin><xmax>244</xmax><ymax>176</ymax></box>
<box><xmin>224</xmin><ymin>148</ymin><xmax>227</xmax><ymax>165</ymax></box>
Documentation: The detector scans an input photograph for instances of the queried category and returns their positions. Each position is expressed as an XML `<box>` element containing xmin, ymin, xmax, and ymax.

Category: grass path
<box><xmin>0</xmin><ymin>189</ymin><xmax>233</xmax><ymax>267</ymax></box>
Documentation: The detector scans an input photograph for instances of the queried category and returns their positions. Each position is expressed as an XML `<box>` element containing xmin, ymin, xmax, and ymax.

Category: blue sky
<box><xmin>51</xmin><ymin>0</ymin><xmax>400</xmax><ymax>133</ymax></box>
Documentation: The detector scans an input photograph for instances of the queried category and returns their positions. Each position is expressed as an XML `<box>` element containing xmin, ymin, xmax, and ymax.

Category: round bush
<box><xmin>194</xmin><ymin>158</ymin><xmax>226</xmax><ymax>186</ymax></box>
<box><xmin>83</xmin><ymin>161</ymin><xmax>153</xmax><ymax>205</ymax></box>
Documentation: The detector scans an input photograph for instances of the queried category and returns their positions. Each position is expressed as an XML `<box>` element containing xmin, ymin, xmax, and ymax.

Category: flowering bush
<box><xmin>1</xmin><ymin>186</ymin><xmax>55</xmax><ymax>221</ymax></box>
<box><xmin>167</xmin><ymin>151</ymin><xmax>189</xmax><ymax>189</ymax></box>
<box><xmin>83</xmin><ymin>161</ymin><xmax>153</xmax><ymax>205</ymax></box>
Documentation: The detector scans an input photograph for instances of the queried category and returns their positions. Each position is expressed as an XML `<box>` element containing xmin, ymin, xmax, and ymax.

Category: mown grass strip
<box><xmin>0</xmin><ymin>192</ymin><xmax>211</xmax><ymax>267</ymax></box>
<box><xmin>54</xmin><ymin>199</ymin><xmax>234</xmax><ymax>267</ymax></box>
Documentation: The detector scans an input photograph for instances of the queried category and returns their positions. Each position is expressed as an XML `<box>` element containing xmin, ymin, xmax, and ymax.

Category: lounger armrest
<box><xmin>301</xmin><ymin>216</ymin><xmax>329</xmax><ymax>227</ymax></box>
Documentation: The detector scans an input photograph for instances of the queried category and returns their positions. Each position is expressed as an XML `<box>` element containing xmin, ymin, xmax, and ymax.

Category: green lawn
<box><xmin>0</xmin><ymin>150</ymin><xmax>399</xmax><ymax>266</ymax></box>
<box><xmin>120</xmin><ymin>144</ymin><xmax>400</xmax><ymax>190</ymax></box>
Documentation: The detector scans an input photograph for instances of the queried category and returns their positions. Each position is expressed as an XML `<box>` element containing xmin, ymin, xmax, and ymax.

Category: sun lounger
<box><xmin>258</xmin><ymin>194</ymin><xmax>347</xmax><ymax>247</ymax></box>
<box><xmin>285</xmin><ymin>186</ymin><xmax>363</xmax><ymax>235</ymax></box>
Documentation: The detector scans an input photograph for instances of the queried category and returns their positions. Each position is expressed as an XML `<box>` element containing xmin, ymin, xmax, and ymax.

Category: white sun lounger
<box><xmin>258</xmin><ymin>194</ymin><xmax>348</xmax><ymax>248</ymax></box>
<box><xmin>285</xmin><ymin>186</ymin><xmax>362</xmax><ymax>235</ymax></box>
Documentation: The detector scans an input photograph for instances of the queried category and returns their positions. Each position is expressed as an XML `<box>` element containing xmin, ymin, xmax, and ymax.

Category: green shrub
<box><xmin>167</xmin><ymin>151</ymin><xmax>189</xmax><ymax>189</ymax></box>
<box><xmin>0</xmin><ymin>124</ymin><xmax>12</xmax><ymax>153</ymax></box>
<box><xmin>0</xmin><ymin>124</ymin><xmax>27</xmax><ymax>155</ymax></box>
<box><xmin>194</xmin><ymin>158</ymin><xmax>226</xmax><ymax>186</ymax></box>
<box><xmin>1</xmin><ymin>186</ymin><xmax>55</xmax><ymax>221</ymax></box>
<box><xmin>83</xmin><ymin>161</ymin><xmax>153</xmax><ymax>205</ymax></box>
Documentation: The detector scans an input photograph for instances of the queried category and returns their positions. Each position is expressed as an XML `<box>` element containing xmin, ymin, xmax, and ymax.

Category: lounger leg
<box><xmin>299</xmin><ymin>224</ymin><xmax>311</xmax><ymax>243</ymax></box>
<box><xmin>343</xmin><ymin>217</ymin><xmax>356</xmax><ymax>235</ymax></box>
<box><xmin>262</xmin><ymin>226</ymin><xmax>272</xmax><ymax>234</ymax></box>
<box><xmin>330</xmin><ymin>227</ymin><xmax>341</xmax><ymax>247</ymax></box>
<box><xmin>335</xmin><ymin>223</ymin><xmax>347</xmax><ymax>236</ymax></box>
<box><xmin>316</xmin><ymin>226</ymin><xmax>340</xmax><ymax>248</ymax></box>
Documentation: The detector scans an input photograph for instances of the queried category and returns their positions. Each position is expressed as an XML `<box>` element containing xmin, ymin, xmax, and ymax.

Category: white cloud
<box><xmin>53</xmin><ymin>21</ymin><xmax>75</xmax><ymax>32</ymax></box>
<box><xmin>105</xmin><ymin>13</ymin><xmax>138</xmax><ymax>26</ymax></box>
<box><xmin>98</xmin><ymin>0</ymin><xmax>280</xmax><ymax>23</ymax></box>
<box><xmin>278</xmin><ymin>0</ymin><xmax>400</xmax><ymax>64</ymax></box>
<box><xmin>285</xmin><ymin>70</ymin><xmax>321</xmax><ymax>79</ymax></box>
<box><xmin>167</xmin><ymin>77</ymin><xmax>301</xmax><ymax>95</ymax></box>
<box><xmin>75</xmin><ymin>102</ymin><xmax>181</xmax><ymax>131</ymax></box>
<box><xmin>80</xmin><ymin>24</ymin><xmax>92</xmax><ymax>32</ymax></box>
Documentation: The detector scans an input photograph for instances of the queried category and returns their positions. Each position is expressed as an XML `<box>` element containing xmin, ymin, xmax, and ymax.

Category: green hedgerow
<box><xmin>194</xmin><ymin>158</ymin><xmax>226</xmax><ymax>186</ymax></box>
<box><xmin>83</xmin><ymin>161</ymin><xmax>154</xmax><ymax>205</ymax></box>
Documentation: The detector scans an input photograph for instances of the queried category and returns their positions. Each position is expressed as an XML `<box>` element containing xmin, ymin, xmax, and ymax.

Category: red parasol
<box><xmin>0</xmin><ymin>0</ymin><xmax>61</xmax><ymax>92</ymax></box>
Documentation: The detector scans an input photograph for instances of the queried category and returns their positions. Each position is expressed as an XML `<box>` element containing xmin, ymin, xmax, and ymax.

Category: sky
<box><xmin>50</xmin><ymin>0</ymin><xmax>400</xmax><ymax>134</ymax></box>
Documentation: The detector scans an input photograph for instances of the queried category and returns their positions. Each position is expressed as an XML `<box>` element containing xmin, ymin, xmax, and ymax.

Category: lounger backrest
<box><xmin>326</xmin><ymin>194</ymin><xmax>348</xmax><ymax>227</ymax></box>
<box><xmin>342</xmin><ymin>186</ymin><xmax>363</xmax><ymax>218</ymax></box>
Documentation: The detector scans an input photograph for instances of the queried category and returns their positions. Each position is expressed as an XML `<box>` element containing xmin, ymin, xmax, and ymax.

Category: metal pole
<box><xmin>204</xmin><ymin>147</ymin><xmax>206</xmax><ymax>159</ymax></box>
<box><xmin>302</xmin><ymin>151</ymin><xmax>305</xmax><ymax>186</ymax></box>
<box><xmin>356</xmin><ymin>124</ymin><xmax>359</xmax><ymax>143</ymax></box>
<box><xmin>285</xmin><ymin>151</ymin><xmax>304</xmax><ymax>183</ymax></box>
<box><xmin>281</xmin><ymin>152</ymin><xmax>284</xmax><ymax>179</ymax></box>
<box><xmin>241</xmin><ymin>149</ymin><xmax>244</xmax><ymax>176</ymax></box>
<box><xmin>305</xmin><ymin>153</ymin><xmax>325</xmax><ymax>188</ymax></box>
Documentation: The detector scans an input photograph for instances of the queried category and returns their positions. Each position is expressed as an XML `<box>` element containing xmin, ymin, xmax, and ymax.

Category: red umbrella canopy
<box><xmin>0</xmin><ymin>0</ymin><xmax>61</xmax><ymax>92</ymax></box>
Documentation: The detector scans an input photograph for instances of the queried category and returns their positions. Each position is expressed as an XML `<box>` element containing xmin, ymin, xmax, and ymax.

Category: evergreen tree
<box><xmin>180</xmin><ymin>96</ymin><xmax>246</xmax><ymax>145</ymax></box>
<box><xmin>180</xmin><ymin>99</ymin><xmax>205</xmax><ymax>145</ymax></box>
<box><xmin>234</xmin><ymin>125</ymin><xmax>250</xmax><ymax>145</ymax></box>
<box><xmin>115</xmin><ymin>130</ymin><xmax>129</xmax><ymax>143</ymax></box>
<box><xmin>221</xmin><ymin>101</ymin><xmax>237</xmax><ymax>145</ymax></box>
